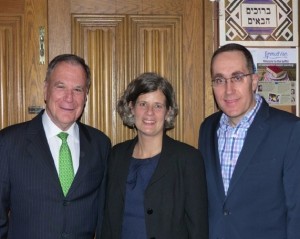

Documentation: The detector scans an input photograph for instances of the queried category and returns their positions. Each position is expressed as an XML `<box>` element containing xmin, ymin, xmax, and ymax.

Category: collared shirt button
<box><xmin>223</xmin><ymin>209</ymin><xmax>231</xmax><ymax>215</ymax></box>
<box><xmin>147</xmin><ymin>208</ymin><xmax>153</xmax><ymax>215</ymax></box>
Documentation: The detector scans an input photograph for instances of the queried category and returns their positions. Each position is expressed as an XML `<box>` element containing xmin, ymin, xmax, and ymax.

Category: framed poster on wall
<box><xmin>249</xmin><ymin>47</ymin><xmax>299</xmax><ymax>114</ymax></box>
<box><xmin>219</xmin><ymin>0</ymin><xmax>298</xmax><ymax>47</ymax></box>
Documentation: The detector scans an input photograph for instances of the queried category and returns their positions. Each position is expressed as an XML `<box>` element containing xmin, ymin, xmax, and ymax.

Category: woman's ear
<box><xmin>129</xmin><ymin>101</ymin><xmax>134</xmax><ymax>115</ymax></box>
<box><xmin>165</xmin><ymin>107</ymin><xmax>172</xmax><ymax>122</ymax></box>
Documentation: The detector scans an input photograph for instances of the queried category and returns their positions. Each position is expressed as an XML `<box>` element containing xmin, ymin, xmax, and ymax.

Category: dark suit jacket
<box><xmin>101</xmin><ymin>135</ymin><xmax>208</xmax><ymax>239</ymax></box>
<box><xmin>0</xmin><ymin>111</ymin><xmax>111</xmax><ymax>239</ymax></box>
<box><xmin>199</xmin><ymin>98</ymin><xmax>300</xmax><ymax>239</ymax></box>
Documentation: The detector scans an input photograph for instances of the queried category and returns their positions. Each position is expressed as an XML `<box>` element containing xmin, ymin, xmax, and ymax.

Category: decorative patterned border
<box><xmin>219</xmin><ymin>0</ymin><xmax>298</xmax><ymax>46</ymax></box>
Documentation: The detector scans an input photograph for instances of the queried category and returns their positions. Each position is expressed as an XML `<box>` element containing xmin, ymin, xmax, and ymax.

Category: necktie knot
<box><xmin>58</xmin><ymin>132</ymin><xmax>68</xmax><ymax>142</ymax></box>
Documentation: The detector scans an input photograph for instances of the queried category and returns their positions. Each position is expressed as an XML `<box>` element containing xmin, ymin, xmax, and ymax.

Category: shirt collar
<box><xmin>42</xmin><ymin>110</ymin><xmax>78</xmax><ymax>139</ymax></box>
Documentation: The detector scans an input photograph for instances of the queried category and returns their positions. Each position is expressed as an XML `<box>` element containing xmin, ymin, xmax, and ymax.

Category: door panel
<box><xmin>48</xmin><ymin>0</ymin><xmax>215</xmax><ymax>147</ymax></box>
<box><xmin>0</xmin><ymin>0</ymin><xmax>47</xmax><ymax>128</ymax></box>
<box><xmin>71</xmin><ymin>14</ymin><xmax>183</xmax><ymax>143</ymax></box>
<box><xmin>0</xmin><ymin>15</ymin><xmax>24</xmax><ymax>127</ymax></box>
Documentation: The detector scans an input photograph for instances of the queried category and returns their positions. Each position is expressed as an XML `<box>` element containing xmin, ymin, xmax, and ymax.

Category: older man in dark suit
<box><xmin>0</xmin><ymin>54</ymin><xmax>111</xmax><ymax>239</ymax></box>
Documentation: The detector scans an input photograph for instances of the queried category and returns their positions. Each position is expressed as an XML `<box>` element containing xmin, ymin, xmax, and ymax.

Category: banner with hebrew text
<box><xmin>219</xmin><ymin>0</ymin><xmax>298</xmax><ymax>46</ymax></box>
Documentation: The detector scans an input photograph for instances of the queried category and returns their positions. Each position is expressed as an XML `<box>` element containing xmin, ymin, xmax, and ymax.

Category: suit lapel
<box><xmin>26</xmin><ymin>111</ymin><xmax>62</xmax><ymax>192</ymax></box>
<box><xmin>226</xmin><ymin>100</ymin><xmax>270</xmax><ymax>198</ymax></box>
<box><xmin>147</xmin><ymin>135</ymin><xmax>172</xmax><ymax>187</ymax></box>
<box><xmin>210</xmin><ymin>114</ymin><xmax>227</xmax><ymax>200</ymax></box>
<box><xmin>117</xmin><ymin>138</ymin><xmax>136</xmax><ymax>198</ymax></box>
<box><xmin>213</xmin><ymin>133</ymin><xmax>227</xmax><ymax>200</ymax></box>
<box><xmin>67</xmin><ymin>123</ymin><xmax>94</xmax><ymax>195</ymax></box>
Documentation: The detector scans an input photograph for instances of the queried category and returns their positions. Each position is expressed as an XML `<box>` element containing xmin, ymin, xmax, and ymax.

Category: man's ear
<box><xmin>252</xmin><ymin>73</ymin><xmax>259</xmax><ymax>92</ymax></box>
<box><xmin>43</xmin><ymin>81</ymin><xmax>48</xmax><ymax>102</ymax></box>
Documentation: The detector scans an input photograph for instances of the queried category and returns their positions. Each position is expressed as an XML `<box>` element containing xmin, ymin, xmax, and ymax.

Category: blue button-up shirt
<box><xmin>217</xmin><ymin>94</ymin><xmax>262</xmax><ymax>194</ymax></box>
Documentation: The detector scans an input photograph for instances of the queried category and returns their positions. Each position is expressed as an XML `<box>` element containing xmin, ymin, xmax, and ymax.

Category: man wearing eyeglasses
<box><xmin>198</xmin><ymin>43</ymin><xmax>300</xmax><ymax>239</ymax></box>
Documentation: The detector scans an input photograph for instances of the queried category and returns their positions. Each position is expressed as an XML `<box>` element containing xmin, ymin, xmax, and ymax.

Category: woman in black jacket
<box><xmin>101</xmin><ymin>72</ymin><xmax>208</xmax><ymax>239</ymax></box>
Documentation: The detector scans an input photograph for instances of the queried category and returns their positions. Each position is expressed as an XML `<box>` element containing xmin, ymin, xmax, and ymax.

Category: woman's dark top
<box><xmin>121</xmin><ymin>154</ymin><xmax>160</xmax><ymax>239</ymax></box>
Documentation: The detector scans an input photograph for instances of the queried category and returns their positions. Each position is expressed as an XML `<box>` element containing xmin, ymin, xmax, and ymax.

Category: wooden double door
<box><xmin>0</xmin><ymin>0</ymin><xmax>216</xmax><ymax>147</ymax></box>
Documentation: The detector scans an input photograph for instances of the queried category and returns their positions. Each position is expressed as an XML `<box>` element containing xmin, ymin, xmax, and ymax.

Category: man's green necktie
<box><xmin>58</xmin><ymin>132</ymin><xmax>74</xmax><ymax>196</ymax></box>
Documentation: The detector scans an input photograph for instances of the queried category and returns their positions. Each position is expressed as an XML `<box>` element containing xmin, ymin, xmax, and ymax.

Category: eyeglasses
<box><xmin>135</xmin><ymin>101</ymin><xmax>166</xmax><ymax>112</ymax></box>
<box><xmin>211</xmin><ymin>73</ymin><xmax>253</xmax><ymax>87</ymax></box>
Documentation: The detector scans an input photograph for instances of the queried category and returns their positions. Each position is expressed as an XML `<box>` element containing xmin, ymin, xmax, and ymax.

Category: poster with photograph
<box><xmin>249</xmin><ymin>48</ymin><xmax>298</xmax><ymax>107</ymax></box>
<box><xmin>219</xmin><ymin>0</ymin><xmax>298</xmax><ymax>46</ymax></box>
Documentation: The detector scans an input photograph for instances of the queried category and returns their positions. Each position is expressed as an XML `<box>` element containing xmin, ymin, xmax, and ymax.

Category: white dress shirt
<box><xmin>42</xmin><ymin>111</ymin><xmax>80</xmax><ymax>175</ymax></box>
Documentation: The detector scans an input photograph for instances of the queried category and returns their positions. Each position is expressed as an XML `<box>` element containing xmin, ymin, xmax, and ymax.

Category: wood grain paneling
<box><xmin>0</xmin><ymin>0</ymin><xmax>47</xmax><ymax>129</ymax></box>
<box><xmin>48</xmin><ymin>0</ymin><xmax>71</xmax><ymax>59</ymax></box>
<box><xmin>128</xmin><ymin>15</ymin><xmax>183</xmax><ymax>140</ymax></box>
<box><xmin>181</xmin><ymin>0</ymin><xmax>204</xmax><ymax>145</ymax></box>
<box><xmin>71</xmin><ymin>0</ymin><xmax>182</xmax><ymax>14</ymax></box>
<box><xmin>0</xmin><ymin>16</ymin><xmax>24</xmax><ymax>128</ymax></box>
<box><xmin>203</xmin><ymin>1</ymin><xmax>219</xmax><ymax>118</ymax></box>
<box><xmin>49</xmin><ymin>0</ymin><xmax>215</xmax><ymax>147</ymax></box>
<box><xmin>72</xmin><ymin>14</ymin><xmax>183</xmax><ymax>144</ymax></box>
<box><xmin>23</xmin><ymin>0</ymin><xmax>47</xmax><ymax>119</ymax></box>
<box><xmin>72</xmin><ymin>15</ymin><xmax>131</xmax><ymax>144</ymax></box>
<box><xmin>0</xmin><ymin>0</ymin><xmax>24</xmax><ymax>13</ymax></box>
